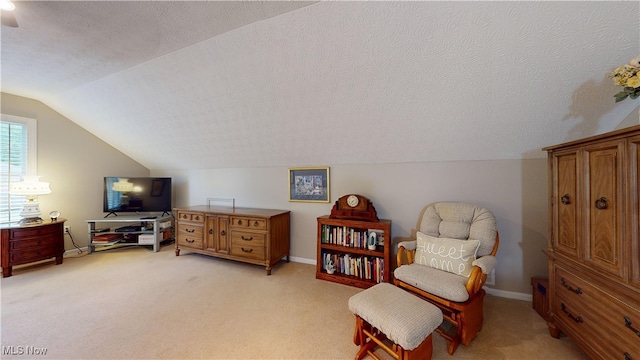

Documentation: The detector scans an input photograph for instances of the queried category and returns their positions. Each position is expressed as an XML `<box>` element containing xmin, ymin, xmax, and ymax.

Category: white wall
<box><xmin>154</xmin><ymin>158</ymin><xmax>549</xmax><ymax>295</ymax></box>
<box><xmin>1</xmin><ymin>93</ymin><xmax>150</xmax><ymax>250</ymax></box>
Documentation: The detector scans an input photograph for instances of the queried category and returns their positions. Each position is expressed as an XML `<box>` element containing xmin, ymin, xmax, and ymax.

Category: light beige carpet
<box><xmin>1</xmin><ymin>244</ymin><xmax>586</xmax><ymax>359</ymax></box>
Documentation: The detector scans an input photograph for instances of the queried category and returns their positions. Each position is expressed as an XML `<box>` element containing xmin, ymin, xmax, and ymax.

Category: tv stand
<box><xmin>104</xmin><ymin>211</ymin><xmax>118</xmax><ymax>218</ymax></box>
<box><xmin>86</xmin><ymin>215</ymin><xmax>174</xmax><ymax>253</ymax></box>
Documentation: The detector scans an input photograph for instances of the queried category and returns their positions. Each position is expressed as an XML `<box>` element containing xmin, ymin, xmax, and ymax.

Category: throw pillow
<box><xmin>415</xmin><ymin>232</ymin><xmax>480</xmax><ymax>277</ymax></box>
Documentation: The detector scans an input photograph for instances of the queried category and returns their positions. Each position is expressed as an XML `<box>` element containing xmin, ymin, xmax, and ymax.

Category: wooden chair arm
<box><xmin>466</xmin><ymin>232</ymin><xmax>499</xmax><ymax>295</ymax></box>
<box><xmin>465</xmin><ymin>265</ymin><xmax>487</xmax><ymax>295</ymax></box>
<box><xmin>396</xmin><ymin>246</ymin><xmax>416</xmax><ymax>267</ymax></box>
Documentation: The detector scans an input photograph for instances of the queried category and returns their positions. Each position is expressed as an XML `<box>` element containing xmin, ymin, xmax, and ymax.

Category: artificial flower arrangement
<box><xmin>611</xmin><ymin>55</ymin><xmax>640</xmax><ymax>102</ymax></box>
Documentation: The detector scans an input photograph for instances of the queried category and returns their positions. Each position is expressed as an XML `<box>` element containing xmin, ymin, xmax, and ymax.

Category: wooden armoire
<box><xmin>543</xmin><ymin>125</ymin><xmax>640</xmax><ymax>359</ymax></box>
<box><xmin>544</xmin><ymin>125</ymin><xmax>640</xmax><ymax>359</ymax></box>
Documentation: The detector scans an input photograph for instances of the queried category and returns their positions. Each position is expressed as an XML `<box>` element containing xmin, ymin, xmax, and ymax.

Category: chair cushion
<box><xmin>394</xmin><ymin>263</ymin><xmax>470</xmax><ymax>302</ymax></box>
<box><xmin>348</xmin><ymin>283</ymin><xmax>443</xmax><ymax>351</ymax></box>
<box><xmin>419</xmin><ymin>202</ymin><xmax>497</xmax><ymax>257</ymax></box>
<box><xmin>415</xmin><ymin>231</ymin><xmax>479</xmax><ymax>277</ymax></box>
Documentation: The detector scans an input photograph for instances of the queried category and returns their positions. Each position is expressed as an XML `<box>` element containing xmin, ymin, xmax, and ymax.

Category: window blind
<box><xmin>1</xmin><ymin>116</ymin><xmax>36</xmax><ymax>224</ymax></box>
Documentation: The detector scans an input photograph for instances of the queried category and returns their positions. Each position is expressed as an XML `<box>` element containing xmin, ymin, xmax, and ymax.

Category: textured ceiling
<box><xmin>1</xmin><ymin>1</ymin><xmax>639</xmax><ymax>170</ymax></box>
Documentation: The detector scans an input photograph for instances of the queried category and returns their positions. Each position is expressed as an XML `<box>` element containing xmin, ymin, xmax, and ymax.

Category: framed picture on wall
<box><xmin>288</xmin><ymin>167</ymin><xmax>330</xmax><ymax>203</ymax></box>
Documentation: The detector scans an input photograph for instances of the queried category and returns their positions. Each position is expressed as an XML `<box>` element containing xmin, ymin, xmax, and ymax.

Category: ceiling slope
<box><xmin>2</xmin><ymin>1</ymin><xmax>639</xmax><ymax>170</ymax></box>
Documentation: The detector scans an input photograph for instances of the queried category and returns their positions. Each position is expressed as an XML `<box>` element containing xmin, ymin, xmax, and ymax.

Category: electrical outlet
<box><xmin>485</xmin><ymin>269</ymin><xmax>496</xmax><ymax>286</ymax></box>
<box><xmin>64</xmin><ymin>226</ymin><xmax>70</xmax><ymax>233</ymax></box>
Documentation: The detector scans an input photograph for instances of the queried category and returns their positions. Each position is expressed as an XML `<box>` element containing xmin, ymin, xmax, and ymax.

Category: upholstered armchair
<box><xmin>394</xmin><ymin>202</ymin><xmax>499</xmax><ymax>355</ymax></box>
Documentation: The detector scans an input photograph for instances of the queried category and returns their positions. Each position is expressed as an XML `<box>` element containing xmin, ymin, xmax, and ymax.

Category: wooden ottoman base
<box><xmin>348</xmin><ymin>283</ymin><xmax>442</xmax><ymax>360</ymax></box>
<box><xmin>353</xmin><ymin>315</ymin><xmax>434</xmax><ymax>360</ymax></box>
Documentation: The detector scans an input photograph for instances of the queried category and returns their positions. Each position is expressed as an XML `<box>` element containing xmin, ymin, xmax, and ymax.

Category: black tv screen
<box><xmin>103</xmin><ymin>177</ymin><xmax>172</xmax><ymax>214</ymax></box>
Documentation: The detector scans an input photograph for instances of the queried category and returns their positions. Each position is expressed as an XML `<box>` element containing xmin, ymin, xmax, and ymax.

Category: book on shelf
<box><xmin>92</xmin><ymin>233</ymin><xmax>122</xmax><ymax>243</ymax></box>
<box><xmin>321</xmin><ymin>251</ymin><xmax>385</xmax><ymax>283</ymax></box>
<box><xmin>320</xmin><ymin>225</ymin><xmax>385</xmax><ymax>249</ymax></box>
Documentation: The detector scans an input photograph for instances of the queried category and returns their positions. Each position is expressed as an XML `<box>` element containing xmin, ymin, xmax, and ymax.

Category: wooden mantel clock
<box><xmin>329</xmin><ymin>194</ymin><xmax>379</xmax><ymax>222</ymax></box>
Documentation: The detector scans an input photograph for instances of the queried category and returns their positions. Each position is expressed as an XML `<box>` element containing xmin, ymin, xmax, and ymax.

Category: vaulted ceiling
<box><xmin>2</xmin><ymin>1</ymin><xmax>638</xmax><ymax>170</ymax></box>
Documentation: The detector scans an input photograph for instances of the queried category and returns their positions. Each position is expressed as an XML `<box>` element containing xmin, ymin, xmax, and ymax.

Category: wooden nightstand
<box><xmin>1</xmin><ymin>219</ymin><xmax>66</xmax><ymax>277</ymax></box>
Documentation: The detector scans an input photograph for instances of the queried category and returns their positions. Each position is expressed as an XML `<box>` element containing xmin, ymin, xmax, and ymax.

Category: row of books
<box><xmin>91</xmin><ymin>233</ymin><xmax>122</xmax><ymax>243</ymax></box>
<box><xmin>321</xmin><ymin>252</ymin><xmax>385</xmax><ymax>283</ymax></box>
<box><xmin>320</xmin><ymin>225</ymin><xmax>384</xmax><ymax>248</ymax></box>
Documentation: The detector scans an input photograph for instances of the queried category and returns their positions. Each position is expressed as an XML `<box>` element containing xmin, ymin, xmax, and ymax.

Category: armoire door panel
<box><xmin>630</xmin><ymin>135</ymin><xmax>640</xmax><ymax>287</ymax></box>
<box><xmin>554</xmin><ymin>152</ymin><xmax>579</xmax><ymax>257</ymax></box>
<box><xmin>585</xmin><ymin>144</ymin><xmax>623</xmax><ymax>278</ymax></box>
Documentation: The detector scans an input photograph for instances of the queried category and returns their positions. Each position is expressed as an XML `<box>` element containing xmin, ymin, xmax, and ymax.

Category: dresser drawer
<box><xmin>177</xmin><ymin>225</ymin><xmax>204</xmax><ymax>249</ymax></box>
<box><xmin>555</xmin><ymin>294</ymin><xmax>639</xmax><ymax>359</ymax></box>
<box><xmin>177</xmin><ymin>233</ymin><xmax>204</xmax><ymax>249</ymax></box>
<box><xmin>231</xmin><ymin>231</ymin><xmax>265</xmax><ymax>247</ymax></box>
<box><xmin>178</xmin><ymin>223</ymin><xmax>203</xmax><ymax>237</ymax></box>
<box><xmin>230</xmin><ymin>217</ymin><xmax>266</xmax><ymax>230</ymax></box>
<box><xmin>177</xmin><ymin>212</ymin><xmax>205</xmax><ymax>223</ymax></box>
<box><xmin>230</xmin><ymin>243</ymin><xmax>265</xmax><ymax>260</ymax></box>
<box><xmin>231</xmin><ymin>232</ymin><xmax>265</xmax><ymax>260</ymax></box>
<box><xmin>554</xmin><ymin>265</ymin><xmax>640</xmax><ymax>357</ymax></box>
<box><xmin>10</xmin><ymin>248</ymin><xmax>59</xmax><ymax>265</ymax></box>
<box><xmin>8</xmin><ymin>225</ymin><xmax>59</xmax><ymax>239</ymax></box>
<box><xmin>10</xmin><ymin>236</ymin><xmax>59</xmax><ymax>250</ymax></box>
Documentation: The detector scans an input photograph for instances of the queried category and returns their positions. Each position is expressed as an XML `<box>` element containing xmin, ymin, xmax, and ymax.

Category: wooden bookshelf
<box><xmin>316</xmin><ymin>215</ymin><xmax>391</xmax><ymax>289</ymax></box>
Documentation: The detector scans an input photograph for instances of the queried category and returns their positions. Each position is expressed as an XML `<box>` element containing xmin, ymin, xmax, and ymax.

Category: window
<box><xmin>1</xmin><ymin>114</ymin><xmax>37</xmax><ymax>224</ymax></box>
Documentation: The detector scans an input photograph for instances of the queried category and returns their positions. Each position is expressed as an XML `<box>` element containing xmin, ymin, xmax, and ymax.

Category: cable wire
<box><xmin>65</xmin><ymin>228</ymin><xmax>83</xmax><ymax>254</ymax></box>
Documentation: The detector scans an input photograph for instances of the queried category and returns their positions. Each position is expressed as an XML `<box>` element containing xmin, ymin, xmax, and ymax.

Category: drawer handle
<box><xmin>561</xmin><ymin>278</ymin><xmax>583</xmax><ymax>294</ymax></box>
<box><xmin>220</xmin><ymin>230</ymin><xmax>226</xmax><ymax>236</ymax></box>
<box><xmin>241</xmin><ymin>247</ymin><xmax>253</xmax><ymax>253</ymax></box>
<box><xmin>561</xmin><ymin>303</ymin><xmax>583</xmax><ymax>323</ymax></box>
<box><xmin>625</xmin><ymin>353</ymin><xmax>632</xmax><ymax>360</ymax></box>
<box><xmin>237</xmin><ymin>220</ymin><xmax>243</xmax><ymax>225</ymax></box>
<box><xmin>624</xmin><ymin>316</ymin><xmax>640</xmax><ymax>337</ymax></box>
<box><xmin>186</xmin><ymin>238</ymin><xmax>195</xmax><ymax>243</ymax></box>
<box><xmin>241</xmin><ymin>236</ymin><xmax>253</xmax><ymax>241</ymax></box>
<box><xmin>253</xmin><ymin>221</ymin><xmax>259</xmax><ymax>227</ymax></box>
<box><xmin>561</xmin><ymin>194</ymin><xmax>570</xmax><ymax>205</ymax></box>
<box><xmin>186</xmin><ymin>228</ymin><xmax>195</xmax><ymax>233</ymax></box>
<box><xmin>209</xmin><ymin>229</ymin><xmax>213</xmax><ymax>234</ymax></box>
<box><xmin>595</xmin><ymin>197</ymin><xmax>608</xmax><ymax>210</ymax></box>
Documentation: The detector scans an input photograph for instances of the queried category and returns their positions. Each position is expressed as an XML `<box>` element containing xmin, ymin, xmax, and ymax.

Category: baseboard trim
<box><xmin>485</xmin><ymin>287</ymin><xmax>532</xmax><ymax>302</ymax></box>
<box><xmin>289</xmin><ymin>256</ymin><xmax>316</xmax><ymax>265</ymax></box>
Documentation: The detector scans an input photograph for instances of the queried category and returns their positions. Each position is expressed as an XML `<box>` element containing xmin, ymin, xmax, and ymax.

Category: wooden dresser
<box><xmin>543</xmin><ymin>125</ymin><xmax>640</xmax><ymax>359</ymax></box>
<box><xmin>1</xmin><ymin>219</ymin><xmax>66</xmax><ymax>277</ymax></box>
<box><xmin>174</xmin><ymin>206</ymin><xmax>290</xmax><ymax>275</ymax></box>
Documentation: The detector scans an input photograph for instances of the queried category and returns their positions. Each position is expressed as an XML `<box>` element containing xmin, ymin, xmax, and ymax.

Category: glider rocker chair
<box><xmin>394</xmin><ymin>202</ymin><xmax>498</xmax><ymax>355</ymax></box>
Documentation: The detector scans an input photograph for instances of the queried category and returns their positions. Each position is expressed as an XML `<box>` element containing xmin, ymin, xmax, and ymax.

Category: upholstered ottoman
<box><xmin>348</xmin><ymin>283</ymin><xmax>443</xmax><ymax>360</ymax></box>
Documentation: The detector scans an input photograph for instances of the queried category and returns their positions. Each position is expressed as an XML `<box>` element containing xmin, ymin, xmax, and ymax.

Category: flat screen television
<box><xmin>103</xmin><ymin>177</ymin><xmax>172</xmax><ymax>216</ymax></box>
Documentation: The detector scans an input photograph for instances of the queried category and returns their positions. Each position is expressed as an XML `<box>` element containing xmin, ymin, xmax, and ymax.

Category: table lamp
<box><xmin>10</xmin><ymin>175</ymin><xmax>52</xmax><ymax>225</ymax></box>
